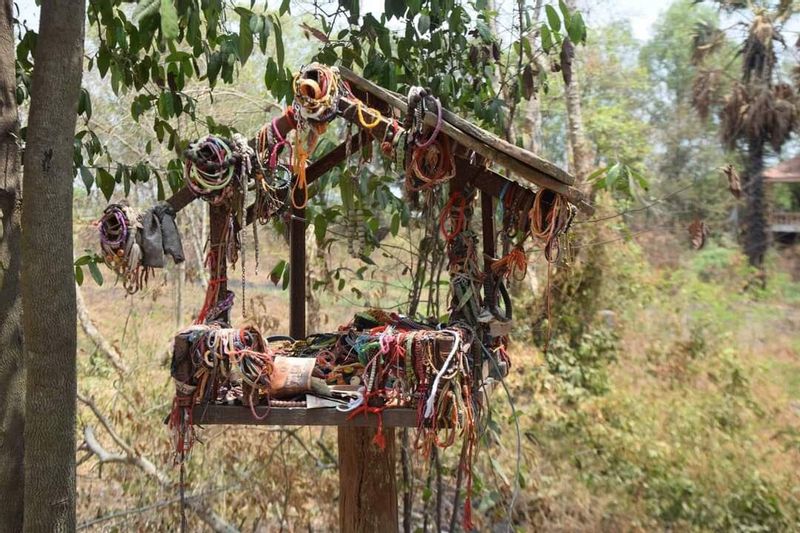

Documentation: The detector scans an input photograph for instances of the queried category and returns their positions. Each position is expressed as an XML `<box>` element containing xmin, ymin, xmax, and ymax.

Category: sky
<box><xmin>582</xmin><ymin>0</ymin><xmax>665</xmax><ymax>40</ymax></box>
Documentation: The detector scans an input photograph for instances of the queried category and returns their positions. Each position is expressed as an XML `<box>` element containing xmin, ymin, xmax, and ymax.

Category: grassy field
<box><xmin>74</xmin><ymin>217</ymin><xmax>800</xmax><ymax>531</ymax></box>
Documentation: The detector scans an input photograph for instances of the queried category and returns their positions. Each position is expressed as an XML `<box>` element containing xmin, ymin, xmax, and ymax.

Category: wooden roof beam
<box><xmin>337</xmin><ymin>66</ymin><xmax>593</xmax><ymax>215</ymax></box>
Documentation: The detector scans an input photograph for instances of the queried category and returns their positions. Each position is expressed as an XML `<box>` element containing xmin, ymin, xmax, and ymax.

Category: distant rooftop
<box><xmin>764</xmin><ymin>156</ymin><xmax>800</xmax><ymax>183</ymax></box>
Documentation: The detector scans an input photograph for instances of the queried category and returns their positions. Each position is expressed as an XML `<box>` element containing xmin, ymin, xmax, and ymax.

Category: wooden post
<box><xmin>338</xmin><ymin>427</ymin><xmax>398</xmax><ymax>532</ymax></box>
<box><xmin>289</xmin><ymin>205</ymin><xmax>306</xmax><ymax>339</ymax></box>
<box><xmin>481</xmin><ymin>191</ymin><xmax>496</xmax><ymax>309</ymax></box>
<box><xmin>208</xmin><ymin>204</ymin><xmax>228</xmax><ymax>321</ymax></box>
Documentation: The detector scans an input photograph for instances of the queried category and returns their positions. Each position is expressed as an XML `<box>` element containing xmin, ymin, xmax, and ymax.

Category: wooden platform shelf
<box><xmin>192</xmin><ymin>405</ymin><xmax>418</xmax><ymax>427</ymax></box>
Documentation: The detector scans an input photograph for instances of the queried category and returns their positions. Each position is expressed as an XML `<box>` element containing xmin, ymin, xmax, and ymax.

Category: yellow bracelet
<box><xmin>356</xmin><ymin>102</ymin><xmax>382</xmax><ymax>129</ymax></box>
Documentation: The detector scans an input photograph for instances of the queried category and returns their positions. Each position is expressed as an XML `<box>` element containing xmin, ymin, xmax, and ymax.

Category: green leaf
<box><xmin>314</xmin><ymin>213</ymin><xmax>327</xmax><ymax>244</ymax></box>
<box><xmin>160</xmin><ymin>0</ymin><xmax>179</xmax><ymax>40</ymax></box>
<box><xmin>279</xmin><ymin>0</ymin><xmax>291</xmax><ymax>15</ymax></box>
<box><xmin>418</xmin><ymin>13</ymin><xmax>430</xmax><ymax>34</ymax></box>
<box><xmin>282</xmin><ymin>265</ymin><xmax>290</xmax><ymax>290</ymax></box>
<box><xmin>587</xmin><ymin>166</ymin><xmax>607</xmax><ymax>182</ymax></box>
<box><xmin>239</xmin><ymin>11</ymin><xmax>253</xmax><ymax>63</ymax></box>
<box><xmin>545</xmin><ymin>5</ymin><xmax>561</xmax><ymax>33</ymax></box>
<box><xmin>475</xmin><ymin>20</ymin><xmax>493</xmax><ymax>43</ymax></box>
<box><xmin>97</xmin><ymin>168</ymin><xmax>115</xmax><ymax>201</ymax></box>
<box><xmin>390</xmin><ymin>212</ymin><xmax>400</xmax><ymax>236</ymax></box>
<box><xmin>88</xmin><ymin>261</ymin><xmax>104</xmax><ymax>286</ymax></box>
<box><xmin>78</xmin><ymin>88</ymin><xmax>92</xmax><ymax>120</ymax></box>
<box><xmin>558</xmin><ymin>0</ymin><xmax>571</xmax><ymax>25</ymax></box>
<box><xmin>629</xmin><ymin>168</ymin><xmax>649</xmax><ymax>191</ymax></box>
<box><xmin>606</xmin><ymin>162</ymin><xmax>621</xmax><ymax>190</ymax></box>
<box><xmin>157</xmin><ymin>91</ymin><xmax>174</xmax><ymax>117</ymax></box>
<box><xmin>270</xmin><ymin>260</ymin><xmax>286</xmax><ymax>285</ymax></box>
<box><xmin>156</xmin><ymin>173</ymin><xmax>165</xmax><ymax>200</ymax></box>
<box><xmin>567</xmin><ymin>13</ymin><xmax>586</xmax><ymax>44</ymax></box>
<box><xmin>385</xmin><ymin>0</ymin><xmax>406</xmax><ymax>18</ymax></box>
<box><xmin>75</xmin><ymin>265</ymin><xmax>84</xmax><ymax>286</ymax></box>
<box><xmin>207</xmin><ymin>52</ymin><xmax>222</xmax><ymax>86</ymax></box>
<box><xmin>540</xmin><ymin>26</ymin><xmax>553</xmax><ymax>53</ymax></box>
<box><xmin>97</xmin><ymin>46</ymin><xmax>111</xmax><ymax>77</ymax></box>
<box><xmin>272</xmin><ymin>17</ymin><xmax>285</xmax><ymax>71</ymax></box>
<box><xmin>80</xmin><ymin>166</ymin><xmax>93</xmax><ymax>193</ymax></box>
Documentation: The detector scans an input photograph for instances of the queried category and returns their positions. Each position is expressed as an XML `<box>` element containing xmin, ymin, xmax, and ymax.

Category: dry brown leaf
<box><xmin>723</xmin><ymin>164</ymin><xmax>742</xmax><ymax>199</ymax></box>
<box><xmin>688</xmin><ymin>218</ymin><xmax>708</xmax><ymax>250</ymax></box>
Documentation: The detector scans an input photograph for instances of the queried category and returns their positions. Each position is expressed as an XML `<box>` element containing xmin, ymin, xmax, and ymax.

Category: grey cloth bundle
<box><xmin>141</xmin><ymin>202</ymin><xmax>185</xmax><ymax>267</ymax></box>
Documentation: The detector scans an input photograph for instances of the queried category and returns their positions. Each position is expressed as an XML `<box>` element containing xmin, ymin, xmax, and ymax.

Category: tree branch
<box><xmin>75</xmin><ymin>285</ymin><xmax>129</xmax><ymax>375</ymax></box>
<box><xmin>78</xmin><ymin>393</ymin><xmax>239</xmax><ymax>533</ymax></box>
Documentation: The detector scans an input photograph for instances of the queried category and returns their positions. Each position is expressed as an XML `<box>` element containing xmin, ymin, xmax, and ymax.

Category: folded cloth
<box><xmin>141</xmin><ymin>202</ymin><xmax>185</xmax><ymax>267</ymax></box>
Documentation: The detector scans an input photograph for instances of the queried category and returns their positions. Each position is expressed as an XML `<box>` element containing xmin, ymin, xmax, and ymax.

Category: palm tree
<box><xmin>691</xmin><ymin>0</ymin><xmax>798</xmax><ymax>275</ymax></box>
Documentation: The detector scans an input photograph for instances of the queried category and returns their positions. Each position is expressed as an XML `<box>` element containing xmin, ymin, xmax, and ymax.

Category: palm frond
<box><xmin>742</xmin><ymin>13</ymin><xmax>776</xmax><ymax>83</ymax></box>
<box><xmin>691</xmin><ymin>22</ymin><xmax>726</xmax><ymax>65</ymax></box>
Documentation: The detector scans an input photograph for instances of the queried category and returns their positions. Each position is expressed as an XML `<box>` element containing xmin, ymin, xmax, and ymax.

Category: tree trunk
<box><xmin>743</xmin><ymin>140</ymin><xmax>767</xmax><ymax>273</ymax></box>
<box><xmin>0</xmin><ymin>0</ymin><xmax>24</xmax><ymax>529</ymax></box>
<box><xmin>21</xmin><ymin>1</ymin><xmax>85</xmax><ymax>531</ymax></box>
<box><xmin>564</xmin><ymin>0</ymin><xmax>592</xmax><ymax>188</ymax></box>
<box><xmin>338</xmin><ymin>427</ymin><xmax>398</xmax><ymax>533</ymax></box>
<box><xmin>522</xmin><ymin>0</ymin><xmax>545</xmax><ymax>155</ymax></box>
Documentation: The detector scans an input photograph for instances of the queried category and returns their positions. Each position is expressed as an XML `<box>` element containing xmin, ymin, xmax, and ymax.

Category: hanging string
<box><xmin>406</xmin><ymin>136</ymin><xmax>456</xmax><ymax>192</ymax></box>
<box><xmin>492</xmin><ymin>245</ymin><xmax>528</xmax><ymax>281</ymax></box>
<box><xmin>292</xmin><ymin>130</ymin><xmax>310</xmax><ymax>209</ymax></box>
<box><xmin>268</xmin><ymin>116</ymin><xmax>292</xmax><ymax>171</ymax></box>
<box><xmin>439</xmin><ymin>191</ymin><xmax>468</xmax><ymax>241</ymax></box>
<box><xmin>529</xmin><ymin>190</ymin><xmax>575</xmax><ymax>262</ymax></box>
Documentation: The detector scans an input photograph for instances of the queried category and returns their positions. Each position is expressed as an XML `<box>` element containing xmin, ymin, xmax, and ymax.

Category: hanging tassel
<box><xmin>372</xmin><ymin>411</ymin><xmax>386</xmax><ymax>450</ymax></box>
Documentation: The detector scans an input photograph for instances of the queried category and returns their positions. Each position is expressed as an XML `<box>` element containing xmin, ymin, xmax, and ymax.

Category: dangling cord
<box><xmin>292</xmin><ymin>130</ymin><xmax>309</xmax><ymax>209</ymax></box>
<box><xmin>406</xmin><ymin>136</ymin><xmax>455</xmax><ymax>192</ymax></box>
<box><xmin>241</xmin><ymin>226</ymin><xmax>246</xmax><ymax>318</ymax></box>
<box><xmin>179</xmin><ymin>454</ymin><xmax>187</xmax><ymax>533</ymax></box>
<box><xmin>530</xmin><ymin>191</ymin><xmax>572</xmax><ymax>262</ymax></box>
<box><xmin>381</xmin><ymin>118</ymin><xmax>400</xmax><ymax>156</ymax></box>
<box><xmin>492</xmin><ymin>245</ymin><xmax>528</xmax><ymax>281</ymax></box>
<box><xmin>253</xmin><ymin>219</ymin><xmax>259</xmax><ymax>276</ymax></box>
<box><xmin>356</xmin><ymin>101</ymin><xmax>382</xmax><ymax>129</ymax></box>
<box><xmin>439</xmin><ymin>191</ymin><xmax>467</xmax><ymax>241</ymax></box>
<box><xmin>269</xmin><ymin>116</ymin><xmax>292</xmax><ymax>170</ymax></box>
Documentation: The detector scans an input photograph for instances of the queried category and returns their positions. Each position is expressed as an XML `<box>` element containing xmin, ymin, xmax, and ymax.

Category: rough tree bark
<box><xmin>0</xmin><ymin>0</ymin><xmax>25</xmax><ymax>530</ymax></box>
<box><xmin>564</xmin><ymin>0</ymin><xmax>593</xmax><ymax>188</ymax></box>
<box><xmin>744</xmin><ymin>140</ymin><xmax>768</xmax><ymax>273</ymax></box>
<box><xmin>338</xmin><ymin>427</ymin><xmax>398</xmax><ymax>533</ymax></box>
<box><xmin>21</xmin><ymin>1</ymin><xmax>85</xmax><ymax>531</ymax></box>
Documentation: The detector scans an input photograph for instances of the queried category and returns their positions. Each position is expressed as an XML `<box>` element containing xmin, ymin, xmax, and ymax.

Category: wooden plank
<box><xmin>422</xmin><ymin>92</ymin><xmax>575</xmax><ymax>185</ymax></box>
<box><xmin>337</xmin><ymin>66</ymin><xmax>594</xmax><ymax>215</ymax></box>
<box><xmin>192</xmin><ymin>405</ymin><xmax>417</xmax><ymax>427</ymax></box>
<box><xmin>165</xmin><ymin>85</ymin><xmax>593</xmax><ymax>217</ymax></box>
<box><xmin>339</xmin><ymin>427</ymin><xmax>398</xmax><ymax>533</ymax></box>
<box><xmin>344</xmin><ymin>66</ymin><xmax>558</xmax><ymax>178</ymax></box>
